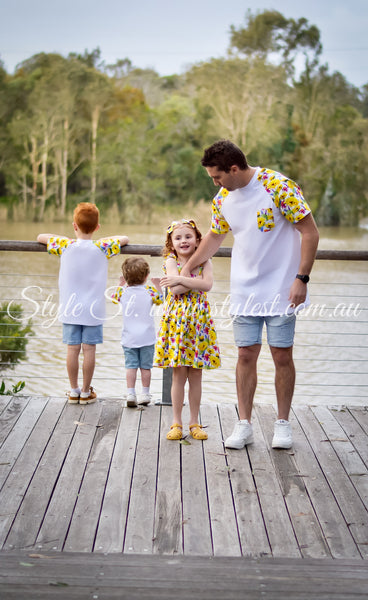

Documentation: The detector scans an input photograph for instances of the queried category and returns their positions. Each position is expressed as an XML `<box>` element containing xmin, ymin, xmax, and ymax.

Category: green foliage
<box><xmin>0</xmin><ymin>380</ymin><xmax>25</xmax><ymax>395</ymax></box>
<box><xmin>0</xmin><ymin>10</ymin><xmax>367</xmax><ymax>227</ymax></box>
<box><xmin>0</xmin><ymin>302</ymin><xmax>34</xmax><ymax>372</ymax></box>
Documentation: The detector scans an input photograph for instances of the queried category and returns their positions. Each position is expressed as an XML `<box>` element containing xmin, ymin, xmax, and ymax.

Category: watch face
<box><xmin>296</xmin><ymin>274</ymin><xmax>309</xmax><ymax>284</ymax></box>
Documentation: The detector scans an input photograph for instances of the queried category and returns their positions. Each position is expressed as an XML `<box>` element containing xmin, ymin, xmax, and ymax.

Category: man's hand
<box><xmin>288</xmin><ymin>278</ymin><xmax>307</xmax><ymax>308</ymax></box>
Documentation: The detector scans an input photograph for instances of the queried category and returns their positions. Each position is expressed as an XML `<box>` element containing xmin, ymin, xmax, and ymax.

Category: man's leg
<box><xmin>66</xmin><ymin>344</ymin><xmax>81</xmax><ymax>390</ymax></box>
<box><xmin>269</xmin><ymin>345</ymin><xmax>295</xmax><ymax>420</ymax></box>
<box><xmin>236</xmin><ymin>344</ymin><xmax>262</xmax><ymax>421</ymax></box>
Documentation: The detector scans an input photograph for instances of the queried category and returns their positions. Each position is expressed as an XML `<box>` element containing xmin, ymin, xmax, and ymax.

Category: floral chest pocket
<box><xmin>257</xmin><ymin>208</ymin><xmax>275</xmax><ymax>232</ymax></box>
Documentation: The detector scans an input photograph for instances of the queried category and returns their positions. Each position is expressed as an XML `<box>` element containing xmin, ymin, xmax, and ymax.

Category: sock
<box><xmin>127</xmin><ymin>388</ymin><xmax>136</xmax><ymax>396</ymax></box>
<box><xmin>80</xmin><ymin>390</ymin><xmax>90</xmax><ymax>398</ymax></box>
<box><xmin>70</xmin><ymin>387</ymin><xmax>81</xmax><ymax>396</ymax></box>
<box><xmin>142</xmin><ymin>387</ymin><xmax>150</xmax><ymax>394</ymax></box>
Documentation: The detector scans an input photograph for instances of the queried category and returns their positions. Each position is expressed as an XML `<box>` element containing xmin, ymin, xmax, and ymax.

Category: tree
<box><xmin>229</xmin><ymin>10</ymin><xmax>322</xmax><ymax>77</ymax></box>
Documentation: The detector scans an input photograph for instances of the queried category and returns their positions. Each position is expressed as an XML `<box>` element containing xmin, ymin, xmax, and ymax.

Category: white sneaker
<box><xmin>272</xmin><ymin>419</ymin><xmax>293</xmax><ymax>449</ymax></box>
<box><xmin>126</xmin><ymin>393</ymin><xmax>138</xmax><ymax>407</ymax></box>
<box><xmin>138</xmin><ymin>393</ymin><xmax>152</xmax><ymax>406</ymax></box>
<box><xmin>225</xmin><ymin>420</ymin><xmax>254</xmax><ymax>449</ymax></box>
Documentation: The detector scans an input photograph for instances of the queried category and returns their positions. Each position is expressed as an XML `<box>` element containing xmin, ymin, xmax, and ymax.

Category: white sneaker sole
<box><xmin>272</xmin><ymin>439</ymin><xmax>292</xmax><ymax>449</ymax></box>
<box><xmin>225</xmin><ymin>434</ymin><xmax>254</xmax><ymax>449</ymax></box>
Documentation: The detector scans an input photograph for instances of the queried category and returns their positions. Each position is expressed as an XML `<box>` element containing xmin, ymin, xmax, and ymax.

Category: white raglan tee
<box><xmin>112</xmin><ymin>284</ymin><xmax>163</xmax><ymax>348</ymax></box>
<box><xmin>47</xmin><ymin>237</ymin><xmax>121</xmax><ymax>325</ymax></box>
<box><xmin>211</xmin><ymin>167</ymin><xmax>311</xmax><ymax>316</ymax></box>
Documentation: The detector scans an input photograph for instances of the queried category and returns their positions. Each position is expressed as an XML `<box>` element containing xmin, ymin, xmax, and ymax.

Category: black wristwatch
<box><xmin>296</xmin><ymin>274</ymin><xmax>310</xmax><ymax>284</ymax></box>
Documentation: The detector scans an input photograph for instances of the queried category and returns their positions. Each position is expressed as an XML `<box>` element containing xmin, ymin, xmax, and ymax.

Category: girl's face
<box><xmin>171</xmin><ymin>224</ymin><xmax>198</xmax><ymax>258</ymax></box>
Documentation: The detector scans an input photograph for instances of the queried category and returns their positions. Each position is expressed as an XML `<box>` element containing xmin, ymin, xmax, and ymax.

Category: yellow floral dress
<box><xmin>154</xmin><ymin>257</ymin><xmax>221</xmax><ymax>370</ymax></box>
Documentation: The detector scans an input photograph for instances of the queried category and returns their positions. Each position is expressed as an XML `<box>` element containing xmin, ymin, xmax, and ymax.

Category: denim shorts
<box><xmin>123</xmin><ymin>345</ymin><xmax>155</xmax><ymax>369</ymax></box>
<box><xmin>232</xmin><ymin>314</ymin><xmax>296</xmax><ymax>348</ymax></box>
<box><xmin>62</xmin><ymin>323</ymin><xmax>103</xmax><ymax>345</ymax></box>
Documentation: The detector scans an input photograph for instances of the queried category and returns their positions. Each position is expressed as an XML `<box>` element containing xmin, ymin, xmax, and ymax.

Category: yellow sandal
<box><xmin>189</xmin><ymin>424</ymin><xmax>208</xmax><ymax>440</ymax></box>
<box><xmin>167</xmin><ymin>423</ymin><xmax>183</xmax><ymax>440</ymax></box>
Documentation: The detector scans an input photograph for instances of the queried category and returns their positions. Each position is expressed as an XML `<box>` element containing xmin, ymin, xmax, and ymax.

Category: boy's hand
<box><xmin>151</xmin><ymin>277</ymin><xmax>162</xmax><ymax>293</ymax></box>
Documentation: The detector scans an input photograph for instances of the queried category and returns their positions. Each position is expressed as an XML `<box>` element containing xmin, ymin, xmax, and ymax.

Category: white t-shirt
<box><xmin>211</xmin><ymin>167</ymin><xmax>311</xmax><ymax>316</ymax></box>
<box><xmin>111</xmin><ymin>284</ymin><xmax>163</xmax><ymax>348</ymax></box>
<box><xmin>47</xmin><ymin>237</ymin><xmax>121</xmax><ymax>325</ymax></box>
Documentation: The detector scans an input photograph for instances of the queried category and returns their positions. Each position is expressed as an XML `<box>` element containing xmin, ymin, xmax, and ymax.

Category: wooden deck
<box><xmin>1</xmin><ymin>395</ymin><xmax>368</xmax><ymax>598</ymax></box>
<box><xmin>1</xmin><ymin>395</ymin><xmax>368</xmax><ymax>558</ymax></box>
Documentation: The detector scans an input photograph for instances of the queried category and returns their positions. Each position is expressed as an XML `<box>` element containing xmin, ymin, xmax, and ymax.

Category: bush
<box><xmin>0</xmin><ymin>302</ymin><xmax>34</xmax><ymax>371</ymax></box>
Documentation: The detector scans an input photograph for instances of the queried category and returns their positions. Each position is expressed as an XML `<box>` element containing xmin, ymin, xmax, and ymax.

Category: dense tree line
<box><xmin>0</xmin><ymin>10</ymin><xmax>367</xmax><ymax>226</ymax></box>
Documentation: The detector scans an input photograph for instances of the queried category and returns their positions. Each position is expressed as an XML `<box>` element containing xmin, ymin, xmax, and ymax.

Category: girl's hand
<box><xmin>160</xmin><ymin>275</ymin><xmax>182</xmax><ymax>288</ymax></box>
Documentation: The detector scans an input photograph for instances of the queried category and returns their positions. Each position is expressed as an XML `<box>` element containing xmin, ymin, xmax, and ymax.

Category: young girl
<box><xmin>154</xmin><ymin>218</ymin><xmax>220</xmax><ymax>441</ymax></box>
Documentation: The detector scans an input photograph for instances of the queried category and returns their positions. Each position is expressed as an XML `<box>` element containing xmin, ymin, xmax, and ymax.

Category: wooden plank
<box><xmin>153</xmin><ymin>405</ymin><xmax>183</xmax><ymax>555</ymax></box>
<box><xmin>0</xmin><ymin>394</ymin><xmax>13</xmax><ymax>416</ymax></box>
<box><xmin>123</xmin><ymin>405</ymin><xmax>161</xmax><ymax>554</ymax></box>
<box><xmin>289</xmin><ymin>408</ymin><xmax>361</xmax><ymax>559</ymax></box>
<box><xmin>256</xmin><ymin>404</ymin><xmax>331</xmax><ymax>558</ymax></box>
<box><xmin>294</xmin><ymin>405</ymin><xmax>368</xmax><ymax>558</ymax></box>
<box><xmin>312</xmin><ymin>406</ymin><xmax>368</xmax><ymax>511</ymax></box>
<box><xmin>218</xmin><ymin>403</ymin><xmax>271</xmax><ymax>557</ymax></box>
<box><xmin>0</xmin><ymin>395</ymin><xmax>30</xmax><ymax>447</ymax></box>
<box><xmin>247</xmin><ymin>408</ymin><xmax>301</xmax><ymax>557</ymax></box>
<box><xmin>3</xmin><ymin>401</ymin><xmax>84</xmax><ymax>550</ymax></box>
<box><xmin>0</xmin><ymin>395</ymin><xmax>48</xmax><ymax>490</ymax></box>
<box><xmin>35</xmin><ymin>400</ymin><xmax>104</xmax><ymax>551</ymax></box>
<box><xmin>1</xmin><ymin>552</ymin><xmax>368</xmax><ymax>600</ymax></box>
<box><xmin>94</xmin><ymin>404</ymin><xmax>142</xmax><ymax>553</ymax></box>
<box><xmin>180</xmin><ymin>405</ymin><xmax>212</xmax><ymax>556</ymax></box>
<box><xmin>64</xmin><ymin>400</ymin><xmax>122</xmax><ymax>552</ymax></box>
<box><xmin>0</xmin><ymin>397</ymin><xmax>65</xmax><ymax>546</ymax></box>
<box><xmin>335</xmin><ymin>407</ymin><xmax>368</xmax><ymax>468</ymax></box>
<box><xmin>200</xmin><ymin>403</ymin><xmax>241</xmax><ymax>556</ymax></box>
<box><xmin>349</xmin><ymin>407</ymin><xmax>368</xmax><ymax>437</ymax></box>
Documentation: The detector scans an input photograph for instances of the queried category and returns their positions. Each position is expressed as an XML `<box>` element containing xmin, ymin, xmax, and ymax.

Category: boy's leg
<box><xmin>66</xmin><ymin>344</ymin><xmax>81</xmax><ymax>390</ymax></box>
<box><xmin>81</xmin><ymin>343</ymin><xmax>96</xmax><ymax>393</ymax></box>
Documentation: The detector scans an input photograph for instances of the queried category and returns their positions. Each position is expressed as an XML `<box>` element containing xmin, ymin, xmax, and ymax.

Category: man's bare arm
<box><xmin>289</xmin><ymin>213</ymin><xmax>319</xmax><ymax>307</ymax></box>
<box><xmin>181</xmin><ymin>230</ymin><xmax>226</xmax><ymax>277</ymax></box>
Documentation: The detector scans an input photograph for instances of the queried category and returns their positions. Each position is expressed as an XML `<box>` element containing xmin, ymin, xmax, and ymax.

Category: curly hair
<box><xmin>163</xmin><ymin>219</ymin><xmax>202</xmax><ymax>258</ymax></box>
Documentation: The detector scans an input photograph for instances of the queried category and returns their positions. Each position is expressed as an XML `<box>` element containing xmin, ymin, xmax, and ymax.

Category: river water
<box><xmin>1</xmin><ymin>220</ymin><xmax>368</xmax><ymax>406</ymax></box>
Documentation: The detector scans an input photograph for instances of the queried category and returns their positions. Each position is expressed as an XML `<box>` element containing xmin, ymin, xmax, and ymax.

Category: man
<box><xmin>182</xmin><ymin>140</ymin><xmax>319</xmax><ymax>449</ymax></box>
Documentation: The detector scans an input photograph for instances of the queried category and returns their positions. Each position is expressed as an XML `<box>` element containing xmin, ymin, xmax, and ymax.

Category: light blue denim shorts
<box><xmin>123</xmin><ymin>345</ymin><xmax>155</xmax><ymax>369</ymax></box>
<box><xmin>232</xmin><ymin>314</ymin><xmax>296</xmax><ymax>348</ymax></box>
<box><xmin>62</xmin><ymin>323</ymin><xmax>103</xmax><ymax>345</ymax></box>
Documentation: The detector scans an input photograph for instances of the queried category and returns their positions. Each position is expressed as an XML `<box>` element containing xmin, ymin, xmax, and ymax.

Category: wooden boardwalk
<box><xmin>1</xmin><ymin>395</ymin><xmax>368</xmax><ymax>558</ymax></box>
<box><xmin>1</xmin><ymin>395</ymin><xmax>368</xmax><ymax>598</ymax></box>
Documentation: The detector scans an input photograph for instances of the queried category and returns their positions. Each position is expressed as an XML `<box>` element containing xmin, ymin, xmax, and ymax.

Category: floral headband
<box><xmin>166</xmin><ymin>219</ymin><xmax>196</xmax><ymax>234</ymax></box>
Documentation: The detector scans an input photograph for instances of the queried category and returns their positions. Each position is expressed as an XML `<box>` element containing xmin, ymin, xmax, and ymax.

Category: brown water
<box><xmin>1</xmin><ymin>221</ymin><xmax>368</xmax><ymax>405</ymax></box>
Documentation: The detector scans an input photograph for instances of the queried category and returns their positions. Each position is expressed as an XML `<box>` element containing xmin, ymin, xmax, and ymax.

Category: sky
<box><xmin>1</xmin><ymin>0</ymin><xmax>367</xmax><ymax>88</ymax></box>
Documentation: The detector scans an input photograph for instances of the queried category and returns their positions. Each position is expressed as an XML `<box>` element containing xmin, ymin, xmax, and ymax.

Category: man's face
<box><xmin>205</xmin><ymin>165</ymin><xmax>239</xmax><ymax>191</ymax></box>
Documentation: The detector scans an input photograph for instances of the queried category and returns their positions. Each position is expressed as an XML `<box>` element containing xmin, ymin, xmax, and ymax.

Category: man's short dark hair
<box><xmin>201</xmin><ymin>140</ymin><xmax>248</xmax><ymax>172</ymax></box>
